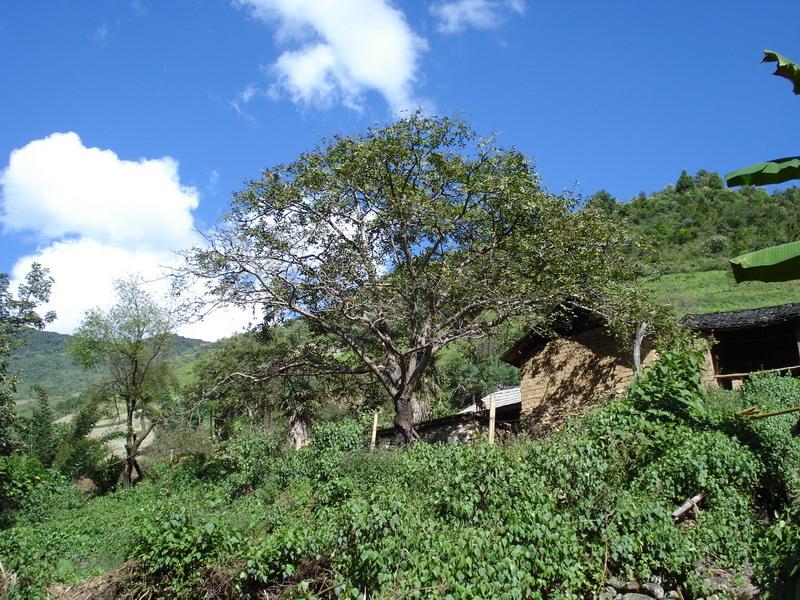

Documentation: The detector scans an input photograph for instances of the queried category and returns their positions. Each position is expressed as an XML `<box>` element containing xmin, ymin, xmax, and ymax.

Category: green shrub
<box><xmin>131</xmin><ymin>509</ymin><xmax>238</xmax><ymax>598</ymax></box>
<box><xmin>735</xmin><ymin>374</ymin><xmax>800</xmax><ymax>501</ymax></box>
<box><xmin>310</xmin><ymin>418</ymin><xmax>364</xmax><ymax>454</ymax></box>
<box><xmin>634</xmin><ymin>429</ymin><xmax>761</xmax><ymax>503</ymax></box>
<box><xmin>0</xmin><ymin>456</ymin><xmax>81</xmax><ymax>528</ymax></box>
<box><xmin>216</xmin><ymin>428</ymin><xmax>282</xmax><ymax>498</ymax></box>
<box><xmin>629</xmin><ymin>346</ymin><xmax>707</xmax><ymax>421</ymax></box>
<box><xmin>6</xmin><ymin>364</ymin><xmax>800</xmax><ymax>598</ymax></box>
<box><xmin>756</xmin><ymin>506</ymin><xmax>800</xmax><ymax>599</ymax></box>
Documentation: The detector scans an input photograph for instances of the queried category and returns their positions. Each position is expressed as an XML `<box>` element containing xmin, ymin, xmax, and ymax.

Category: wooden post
<box><xmin>370</xmin><ymin>410</ymin><xmax>379</xmax><ymax>450</ymax></box>
<box><xmin>488</xmin><ymin>393</ymin><xmax>496</xmax><ymax>445</ymax></box>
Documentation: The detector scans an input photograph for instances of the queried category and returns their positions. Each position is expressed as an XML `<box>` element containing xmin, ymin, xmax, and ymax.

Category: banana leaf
<box><xmin>729</xmin><ymin>240</ymin><xmax>800</xmax><ymax>282</ymax></box>
<box><xmin>725</xmin><ymin>51</ymin><xmax>800</xmax><ymax>188</ymax></box>
<box><xmin>763</xmin><ymin>49</ymin><xmax>800</xmax><ymax>95</ymax></box>
<box><xmin>725</xmin><ymin>156</ymin><xmax>800</xmax><ymax>187</ymax></box>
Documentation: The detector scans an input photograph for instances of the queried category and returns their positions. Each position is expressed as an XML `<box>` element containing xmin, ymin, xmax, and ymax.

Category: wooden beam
<box><xmin>488</xmin><ymin>393</ymin><xmax>496</xmax><ymax>445</ymax></box>
<box><xmin>370</xmin><ymin>411</ymin><xmax>378</xmax><ymax>450</ymax></box>
<box><xmin>749</xmin><ymin>405</ymin><xmax>800</xmax><ymax>420</ymax></box>
<box><xmin>673</xmin><ymin>493</ymin><xmax>703</xmax><ymax>522</ymax></box>
<box><xmin>714</xmin><ymin>364</ymin><xmax>800</xmax><ymax>379</ymax></box>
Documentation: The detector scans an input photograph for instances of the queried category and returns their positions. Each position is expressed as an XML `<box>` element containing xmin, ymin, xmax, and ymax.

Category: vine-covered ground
<box><xmin>2</xmin><ymin>358</ymin><xmax>800</xmax><ymax>599</ymax></box>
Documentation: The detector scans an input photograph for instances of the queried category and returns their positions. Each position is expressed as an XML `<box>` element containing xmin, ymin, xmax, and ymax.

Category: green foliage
<box><xmin>756</xmin><ymin>505</ymin><xmax>800</xmax><ymax>599</ymax></box>
<box><xmin>0</xmin><ymin>455</ymin><xmax>50</xmax><ymax>525</ymax></box>
<box><xmin>9</xmin><ymin>330</ymin><xmax>208</xmax><ymax>420</ymax></box>
<box><xmin>433</xmin><ymin>335</ymin><xmax>520</xmax><ymax>414</ymax></box>
<box><xmin>0</xmin><ymin>455</ymin><xmax>81</xmax><ymax>529</ymax></box>
<box><xmin>599</xmin><ymin>171</ymin><xmax>800</xmax><ymax>274</ymax></box>
<box><xmin>131</xmin><ymin>509</ymin><xmax>237</xmax><ymax>598</ymax></box>
<box><xmin>26</xmin><ymin>385</ymin><xmax>57</xmax><ymax>467</ymax></box>
<box><xmin>4</xmin><ymin>360</ymin><xmax>800</xmax><ymax>598</ymax></box>
<box><xmin>732</xmin><ymin>374</ymin><xmax>800</xmax><ymax>501</ymax></box>
<box><xmin>309</xmin><ymin>419</ymin><xmax>364</xmax><ymax>455</ymax></box>
<box><xmin>216</xmin><ymin>428</ymin><xmax>283</xmax><ymax>498</ymax></box>
<box><xmin>629</xmin><ymin>342</ymin><xmax>707</xmax><ymax>421</ymax></box>
<box><xmin>646</xmin><ymin>269</ymin><xmax>800</xmax><ymax>316</ymax></box>
<box><xmin>0</xmin><ymin>264</ymin><xmax>54</xmax><ymax>455</ymax></box>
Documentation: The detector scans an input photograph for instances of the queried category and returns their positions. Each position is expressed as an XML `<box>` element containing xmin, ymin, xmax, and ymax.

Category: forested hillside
<box><xmin>11</xmin><ymin>330</ymin><xmax>211</xmax><ymax>418</ymax></box>
<box><xmin>589</xmin><ymin>170</ymin><xmax>800</xmax><ymax>315</ymax></box>
<box><xmin>589</xmin><ymin>170</ymin><xmax>800</xmax><ymax>274</ymax></box>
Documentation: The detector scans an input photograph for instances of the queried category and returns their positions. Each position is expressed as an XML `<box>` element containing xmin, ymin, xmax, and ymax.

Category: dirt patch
<box><xmin>49</xmin><ymin>562</ymin><xmax>138</xmax><ymax>600</ymax></box>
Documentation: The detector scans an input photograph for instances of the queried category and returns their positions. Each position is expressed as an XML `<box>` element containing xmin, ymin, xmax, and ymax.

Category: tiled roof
<box><xmin>681</xmin><ymin>303</ymin><xmax>800</xmax><ymax>332</ymax></box>
<box><xmin>459</xmin><ymin>387</ymin><xmax>521</xmax><ymax>413</ymax></box>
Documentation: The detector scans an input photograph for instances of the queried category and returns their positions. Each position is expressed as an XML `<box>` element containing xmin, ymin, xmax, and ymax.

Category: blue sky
<box><xmin>1</xmin><ymin>0</ymin><xmax>799</xmax><ymax>339</ymax></box>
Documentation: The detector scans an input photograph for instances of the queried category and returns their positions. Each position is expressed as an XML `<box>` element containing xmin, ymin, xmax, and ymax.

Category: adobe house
<box><xmin>499</xmin><ymin>312</ymin><xmax>659</xmax><ymax>430</ymax></box>
<box><xmin>500</xmin><ymin>303</ymin><xmax>800</xmax><ymax>426</ymax></box>
<box><xmin>681</xmin><ymin>303</ymin><xmax>800</xmax><ymax>389</ymax></box>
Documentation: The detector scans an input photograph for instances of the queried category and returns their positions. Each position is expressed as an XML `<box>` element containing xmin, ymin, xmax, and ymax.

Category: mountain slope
<box><xmin>10</xmin><ymin>329</ymin><xmax>213</xmax><ymax>418</ymax></box>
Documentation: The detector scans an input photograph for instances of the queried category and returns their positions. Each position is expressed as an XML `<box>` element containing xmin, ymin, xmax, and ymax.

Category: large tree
<box><xmin>185</xmin><ymin>114</ymin><xmax>644</xmax><ymax>442</ymax></box>
<box><xmin>71</xmin><ymin>278</ymin><xmax>178</xmax><ymax>486</ymax></box>
<box><xmin>0</xmin><ymin>264</ymin><xmax>54</xmax><ymax>455</ymax></box>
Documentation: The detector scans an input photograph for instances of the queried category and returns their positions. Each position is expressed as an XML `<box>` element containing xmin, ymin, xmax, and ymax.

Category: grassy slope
<box><xmin>5</xmin><ymin>377</ymin><xmax>800</xmax><ymax>598</ymax></box>
<box><xmin>646</xmin><ymin>269</ymin><xmax>800</xmax><ymax>316</ymax></box>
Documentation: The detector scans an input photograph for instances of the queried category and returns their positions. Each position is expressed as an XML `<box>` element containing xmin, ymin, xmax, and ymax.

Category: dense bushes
<box><xmin>2</xmin><ymin>366</ymin><xmax>800</xmax><ymax>598</ymax></box>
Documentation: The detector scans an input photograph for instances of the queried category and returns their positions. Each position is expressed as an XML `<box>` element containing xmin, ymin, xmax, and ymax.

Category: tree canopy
<box><xmin>0</xmin><ymin>264</ymin><xmax>54</xmax><ymax>455</ymax></box>
<box><xmin>185</xmin><ymin>113</ymin><xmax>647</xmax><ymax>442</ymax></box>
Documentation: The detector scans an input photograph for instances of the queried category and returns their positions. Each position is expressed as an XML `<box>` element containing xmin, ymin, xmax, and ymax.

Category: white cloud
<box><xmin>92</xmin><ymin>23</ymin><xmax>111</xmax><ymax>46</ymax></box>
<box><xmin>1</xmin><ymin>132</ymin><xmax>198</xmax><ymax>251</ymax></box>
<box><xmin>10</xmin><ymin>240</ymin><xmax>254</xmax><ymax>341</ymax></box>
<box><xmin>431</xmin><ymin>0</ymin><xmax>525</xmax><ymax>33</ymax></box>
<box><xmin>1</xmin><ymin>134</ymin><xmax>252</xmax><ymax>341</ymax></box>
<box><xmin>235</xmin><ymin>0</ymin><xmax>426</xmax><ymax>113</ymax></box>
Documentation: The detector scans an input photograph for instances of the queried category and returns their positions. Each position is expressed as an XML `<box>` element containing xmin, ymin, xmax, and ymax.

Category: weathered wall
<box><xmin>519</xmin><ymin>328</ymin><xmax>655</xmax><ymax>427</ymax></box>
<box><xmin>519</xmin><ymin>329</ymin><xmax>719</xmax><ymax>431</ymax></box>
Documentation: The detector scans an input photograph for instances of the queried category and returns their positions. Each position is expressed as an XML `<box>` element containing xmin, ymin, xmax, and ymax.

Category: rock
<box><xmin>621</xmin><ymin>594</ymin><xmax>655</xmax><ymax>600</ymax></box>
<box><xmin>696</xmin><ymin>565</ymin><xmax>759</xmax><ymax>600</ymax></box>
<box><xmin>641</xmin><ymin>582</ymin><xmax>665</xmax><ymax>599</ymax></box>
<box><xmin>607</xmin><ymin>577</ymin><xmax>625</xmax><ymax>589</ymax></box>
<box><xmin>623</xmin><ymin>581</ymin><xmax>641</xmax><ymax>592</ymax></box>
<box><xmin>665</xmin><ymin>591</ymin><xmax>683</xmax><ymax>600</ymax></box>
<box><xmin>75</xmin><ymin>476</ymin><xmax>97</xmax><ymax>495</ymax></box>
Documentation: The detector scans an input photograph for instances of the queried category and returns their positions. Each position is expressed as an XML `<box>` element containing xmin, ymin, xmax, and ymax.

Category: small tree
<box><xmin>27</xmin><ymin>385</ymin><xmax>57</xmax><ymax>467</ymax></box>
<box><xmin>71</xmin><ymin>278</ymin><xmax>178</xmax><ymax>487</ymax></box>
<box><xmin>0</xmin><ymin>264</ymin><xmax>54</xmax><ymax>455</ymax></box>
<box><xmin>185</xmin><ymin>113</ymin><xmax>646</xmax><ymax>443</ymax></box>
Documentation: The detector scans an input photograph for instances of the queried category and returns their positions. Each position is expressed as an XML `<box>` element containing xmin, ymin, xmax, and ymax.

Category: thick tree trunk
<box><xmin>394</xmin><ymin>394</ymin><xmax>420</xmax><ymax>445</ymax></box>
<box><xmin>411</xmin><ymin>393</ymin><xmax>430</xmax><ymax>424</ymax></box>
<box><xmin>289</xmin><ymin>414</ymin><xmax>310</xmax><ymax>449</ymax></box>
